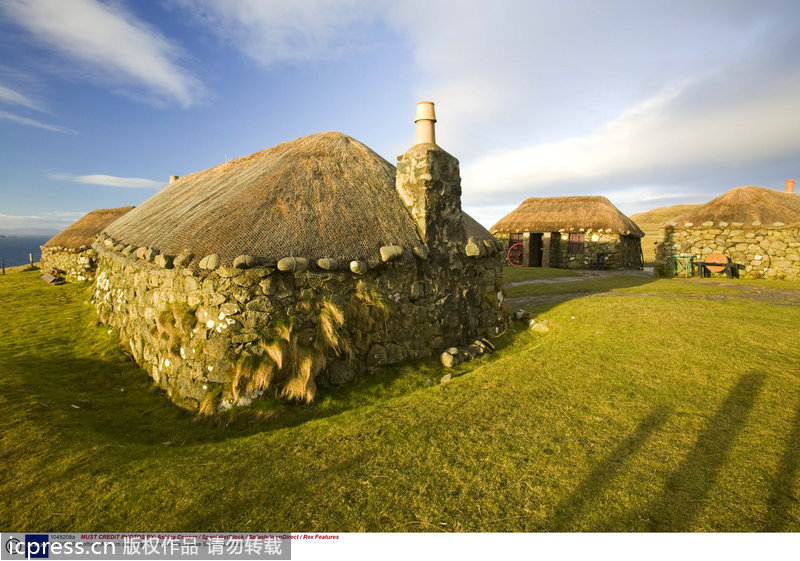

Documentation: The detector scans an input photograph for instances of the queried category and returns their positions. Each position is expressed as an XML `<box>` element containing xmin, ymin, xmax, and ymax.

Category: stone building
<box><xmin>491</xmin><ymin>196</ymin><xmax>643</xmax><ymax>269</ymax></box>
<box><xmin>92</xmin><ymin>102</ymin><xmax>507</xmax><ymax>411</ymax></box>
<box><xmin>655</xmin><ymin>184</ymin><xmax>800</xmax><ymax>279</ymax></box>
<box><xmin>41</xmin><ymin>206</ymin><xmax>134</xmax><ymax>282</ymax></box>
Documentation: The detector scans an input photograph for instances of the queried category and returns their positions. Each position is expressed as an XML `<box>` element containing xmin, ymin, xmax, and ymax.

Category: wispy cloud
<box><xmin>0</xmin><ymin>84</ymin><xmax>45</xmax><ymax>112</ymax></box>
<box><xmin>0</xmin><ymin>210</ymin><xmax>85</xmax><ymax>233</ymax></box>
<box><xmin>0</xmin><ymin>110</ymin><xmax>75</xmax><ymax>133</ymax></box>
<box><xmin>2</xmin><ymin>0</ymin><xmax>205</xmax><ymax>107</ymax></box>
<box><xmin>169</xmin><ymin>0</ymin><xmax>385</xmax><ymax>65</ymax></box>
<box><xmin>49</xmin><ymin>172</ymin><xmax>164</xmax><ymax>189</ymax></box>
<box><xmin>462</xmin><ymin>73</ymin><xmax>800</xmax><ymax>199</ymax></box>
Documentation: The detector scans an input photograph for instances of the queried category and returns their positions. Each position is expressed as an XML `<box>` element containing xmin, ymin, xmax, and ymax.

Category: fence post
<box><xmin>1</xmin><ymin>258</ymin><xmax>5</xmax><ymax>275</ymax></box>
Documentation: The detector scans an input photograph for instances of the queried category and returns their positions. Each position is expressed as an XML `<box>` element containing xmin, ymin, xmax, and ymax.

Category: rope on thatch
<box><xmin>669</xmin><ymin>186</ymin><xmax>800</xmax><ymax>227</ymax></box>
<box><xmin>101</xmin><ymin>132</ymin><xmax>495</xmax><ymax>271</ymax></box>
<box><xmin>44</xmin><ymin>206</ymin><xmax>134</xmax><ymax>249</ymax></box>
<box><xmin>490</xmin><ymin>196</ymin><xmax>644</xmax><ymax>238</ymax></box>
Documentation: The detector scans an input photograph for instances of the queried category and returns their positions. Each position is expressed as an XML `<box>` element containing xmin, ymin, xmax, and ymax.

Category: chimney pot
<box><xmin>169</xmin><ymin>175</ymin><xmax>179</xmax><ymax>184</ymax></box>
<box><xmin>414</xmin><ymin>101</ymin><xmax>436</xmax><ymax>145</ymax></box>
<box><xmin>786</xmin><ymin>179</ymin><xmax>795</xmax><ymax>193</ymax></box>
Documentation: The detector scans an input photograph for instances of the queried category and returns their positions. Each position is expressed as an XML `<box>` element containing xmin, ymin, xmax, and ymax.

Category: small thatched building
<box><xmin>41</xmin><ymin>206</ymin><xmax>134</xmax><ymax>281</ymax></box>
<box><xmin>93</xmin><ymin>103</ymin><xmax>507</xmax><ymax>411</ymax></box>
<box><xmin>655</xmin><ymin>184</ymin><xmax>800</xmax><ymax>279</ymax></box>
<box><xmin>491</xmin><ymin>196</ymin><xmax>644</xmax><ymax>269</ymax></box>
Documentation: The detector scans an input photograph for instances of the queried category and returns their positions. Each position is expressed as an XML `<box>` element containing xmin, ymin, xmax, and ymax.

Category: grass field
<box><xmin>1</xmin><ymin>267</ymin><xmax>799</xmax><ymax>531</ymax></box>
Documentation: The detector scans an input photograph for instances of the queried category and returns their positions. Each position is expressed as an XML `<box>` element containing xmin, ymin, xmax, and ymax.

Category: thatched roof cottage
<box><xmin>655</xmin><ymin>183</ymin><xmax>800</xmax><ymax>279</ymax></box>
<box><xmin>491</xmin><ymin>196</ymin><xmax>644</xmax><ymax>269</ymax></box>
<box><xmin>93</xmin><ymin>103</ymin><xmax>507</xmax><ymax>411</ymax></box>
<box><xmin>41</xmin><ymin>206</ymin><xmax>134</xmax><ymax>281</ymax></box>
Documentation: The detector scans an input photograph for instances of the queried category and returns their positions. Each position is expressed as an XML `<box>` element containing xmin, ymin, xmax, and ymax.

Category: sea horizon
<box><xmin>0</xmin><ymin>235</ymin><xmax>51</xmax><ymax>267</ymax></box>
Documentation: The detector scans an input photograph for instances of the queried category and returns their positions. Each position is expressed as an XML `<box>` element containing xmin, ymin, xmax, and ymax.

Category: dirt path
<box><xmin>506</xmin><ymin>268</ymin><xmax>655</xmax><ymax>287</ymax></box>
<box><xmin>509</xmin><ymin>282</ymin><xmax>800</xmax><ymax>309</ymax></box>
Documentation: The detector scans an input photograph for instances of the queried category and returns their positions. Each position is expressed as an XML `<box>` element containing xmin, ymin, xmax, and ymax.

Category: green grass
<box><xmin>1</xmin><ymin>267</ymin><xmax>800</xmax><ymax>531</ymax></box>
<box><xmin>502</xmin><ymin>266</ymin><xmax>581</xmax><ymax>283</ymax></box>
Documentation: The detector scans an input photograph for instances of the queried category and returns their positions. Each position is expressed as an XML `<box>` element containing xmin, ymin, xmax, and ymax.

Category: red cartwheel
<box><xmin>507</xmin><ymin>242</ymin><xmax>524</xmax><ymax>267</ymax></box>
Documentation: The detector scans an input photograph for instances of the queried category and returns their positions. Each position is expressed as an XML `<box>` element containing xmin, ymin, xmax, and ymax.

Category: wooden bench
<box><xmin>693</xmin><ymin>253</ymin><xmax>742</xmax><ymax>279</ymax></box>
<box><xmin>41</xmin><ymin>268</ymin><xmax>66</xmax><ymax>285</ymax></box>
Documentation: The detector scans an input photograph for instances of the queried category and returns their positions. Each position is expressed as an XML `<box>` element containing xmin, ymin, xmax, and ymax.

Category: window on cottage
<box><xmin>568</xmin><ymin>233</ymin><xmax>585</xmax><ymax>253</ymax></box>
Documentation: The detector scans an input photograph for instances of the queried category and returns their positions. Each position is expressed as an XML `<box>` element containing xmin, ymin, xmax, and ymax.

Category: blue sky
<box><xmin>1</xmin><ymin>0</ymin><xmax>798</xmax><ymax>235</ymax></box>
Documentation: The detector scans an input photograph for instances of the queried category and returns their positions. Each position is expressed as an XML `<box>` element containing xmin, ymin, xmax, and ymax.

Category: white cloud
<box><xmin>49</xmin><ymin>173</ymin><xmax>164</xmax><ymax>189</ymax></box>
<box><xmin>2</xmin><ymin>0</ymin><xmax>205</xmax><ymax>107</ymax></box>
<box><xmin>462</xmin><ymin>74</ymin><xmax>800</xmax><ymax>200</ymax></box>
<box><xmin>0</xmin><ymin>110</ymin><xmax>75</xmax><ymax>133</ymax></box>
<box><xmin>0</xmin><ymin>210</ymin><xmax>85</xmax><ymax>233</ymax></box>
<box><xmin>169</xmin><ymin>0</ymin><xmax>385</xmax><ymax>65</ymax></box>
<box><xmin>0</xmin><ymin>84</ymin><xmax>45</xmax><ymax>112</ymax></box>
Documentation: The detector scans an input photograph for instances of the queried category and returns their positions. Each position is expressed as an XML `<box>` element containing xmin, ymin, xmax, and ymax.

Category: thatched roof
<box><xmin>491</xmin><ymin>196</ymin><xmax>644</xmax><ymax>238</ymax></box>
<box><xmin>44</xmin><ymin>206</ymin><xmax>135</xmax><ymax>249</ymax></box>
<box><xmin>669</xmin><ymin>186</ymin><xmax>800</xmax><ymax>227</ymax></box>
<box><xmin>103</xmin><ymin>131</ymin><xmax>491</xmax><ymax>269</ymax></box>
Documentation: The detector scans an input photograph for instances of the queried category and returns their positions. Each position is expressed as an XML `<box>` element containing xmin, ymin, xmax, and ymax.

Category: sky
<box><xmin>0</xmin><ymin>0</ymin><xmax>798</xmax><ymax>235</ymax></box>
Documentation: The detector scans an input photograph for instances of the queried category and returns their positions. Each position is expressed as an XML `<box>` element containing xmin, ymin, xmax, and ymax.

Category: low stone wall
<box><xmin>557</xmin><ymin>232</ymin><xmax>641</xmax><ymax>269</ymax></box>
<box><xmin>40</xmin><ymin>246</ymin><xmax>98</xmax><ymax>282</ymax></box>
<box><xmin>92</xmin><ymin>238</ymin><xmax>508</xmax><ymax>411</ymax></box>
<box><xmin>655</xmin><ymin>222</ymin><xmax>800</xmax><ymax>279</ymax></box>
<box><xmin>494</xmin><ymin>231</ymin><xmax>641</xmax><ymax>269</ymax></box>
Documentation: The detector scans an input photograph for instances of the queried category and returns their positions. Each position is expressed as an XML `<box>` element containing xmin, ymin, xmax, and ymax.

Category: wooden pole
<box><xmin>1</xmin><ymin>258</ymin><xmax>5</xmax><ymax>274</ymax></box>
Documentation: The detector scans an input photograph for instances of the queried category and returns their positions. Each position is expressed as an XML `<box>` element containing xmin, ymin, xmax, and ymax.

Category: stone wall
<box><xmin>40</xmin><ymin>246</ymin><xmax>98</xmax><ymax>282</ymax></box>
<box><xmin>555</xmin><ymin>232</ymin><xmax>641</xmax><ymax>269</ymax></box>
<box><xmin>494</xmin><ymin>231</ymin><xmax>642</xmax><ymax>269</ymax></box>
<box><xmin>92</xmin><ymin>234</ymin><xmax>507</xmax><ymax>412</ymax></box>
<box><xmin>655</xmin><ymin>222</ymin><xmax>800</xmax><ymax>279</ymax></box>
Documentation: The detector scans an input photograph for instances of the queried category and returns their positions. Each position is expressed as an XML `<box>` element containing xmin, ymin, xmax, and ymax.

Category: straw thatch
<box><xmin>669</xmin><ymin>186</ymin><xmax>800</xmax><ymax>226</ymax></box>
<box><xmin>104</xmin><ymin>132</ymin><xmax>490</xmax><ymax>270</ymax></box>
<box><xmin>491</xmin><ymin>196</ymin><xmax>644</xmax><ymax>237</ymax></box>
<box><xmin>44</xmin><ymin>206</ymin><xmax>135</xmax><ymax>249</ymax></box>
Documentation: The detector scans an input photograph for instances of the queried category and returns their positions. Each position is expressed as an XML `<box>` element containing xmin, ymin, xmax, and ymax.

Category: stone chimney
<box><xmin>169</xmin><ymin>175</ymin><xmax>179</xmax><ymax>184</ymax></box>
<box><xmin>787</xmin><ymin>179</ymin><xmax>795</xmax><ymax>194</ymax></box>
<box><xmin>396</xmin><ymin>102</ymin><xmax>465</xmax><ymax>249</ymax></box>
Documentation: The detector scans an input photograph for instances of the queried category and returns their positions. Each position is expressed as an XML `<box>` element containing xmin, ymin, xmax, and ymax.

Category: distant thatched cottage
<box><xmin>655</xmin><ymin>184</ymin><xmax>800</xmax><ymax>279</ymax></box>
<box><xmin>491</xmin><ymin>196</ymin><xmax>644</xmax><ymax>269</ymax></box>
<box><xmin>93</xmin><ymin>103</ymin><xmax>507</xmax><ymax>411</ymax></box>
<box><xmin>41</xmin><ymin>206</ymin><xmax>134</xmax><ymax>281</ymax></box>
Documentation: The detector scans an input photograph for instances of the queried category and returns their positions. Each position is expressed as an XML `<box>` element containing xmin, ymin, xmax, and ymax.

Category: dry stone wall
<box><xmin>92</xmin><ymin>235</ymin><xmax>507</xmax><ymax>412</ymax></box>
<box><xmin>40</xmin><ymin>246</ymin><xmax>98</xmax><ymax>282</ymax></box>
<box><xmin>557</xmin><ymin>232</ymin><xmax>641</xmax><ymax>269</ymax></box>
<box><xmin>655</xmin><ymin>222</ymin><xmax>800</xmax><ymax>279</ymax></box>
<box><xmin>494</xmin><ymin>231</ymin><xmax>641</xmax><ymax>269</ymax></box>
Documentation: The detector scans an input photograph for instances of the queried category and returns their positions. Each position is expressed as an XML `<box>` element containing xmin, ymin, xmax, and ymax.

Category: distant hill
<box><xmin>630</xmin><ymin>204</ymin><xmax>700</xmax><ymax>264</ymax></box>
<box><xmin>630</xmin><ymin>204</ymin><xmax>700</xmax><ymax>232</ymax></box>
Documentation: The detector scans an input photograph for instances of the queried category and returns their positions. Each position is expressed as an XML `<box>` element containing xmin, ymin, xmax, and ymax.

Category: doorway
<box><xmin>530</xmin><ymin>233</ymin><xmax>543</xmax><ymax>267</ymax></box>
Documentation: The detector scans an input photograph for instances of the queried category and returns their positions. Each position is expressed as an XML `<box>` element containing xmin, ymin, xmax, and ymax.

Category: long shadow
<box><xmin>645</xmin><ymin>371</ymin><xmax>766</xmax><ymax>531</ymax></box>
<box><xmin>763</xmin><ymin>396</ymin><xmax>800</xmax><ymax>531</ymax></box>
<box><xmin>548</xmin><ymin>404</ymin><xmax>671</xmax><ymax>531</ymax></box>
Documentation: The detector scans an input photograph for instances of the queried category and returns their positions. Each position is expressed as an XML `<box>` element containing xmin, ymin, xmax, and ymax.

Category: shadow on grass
<box><xmin>645</xmin><ymin>371</ymin><xmax>766</xmax><ymax>531</ymax></box>
<box><xmin>6</xmin><ymin>326</ymin><xmax>516</xmax><ymax>447</ymax></box>
<box><xmin>548</xmin><ymin>404</ymin><xmax>671</xmax><ymax>531</ymax></box>
<box><xmin>764</xmin><ymin>396</ymin><xmax>800</xmax><ymax>531</ymax></box>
